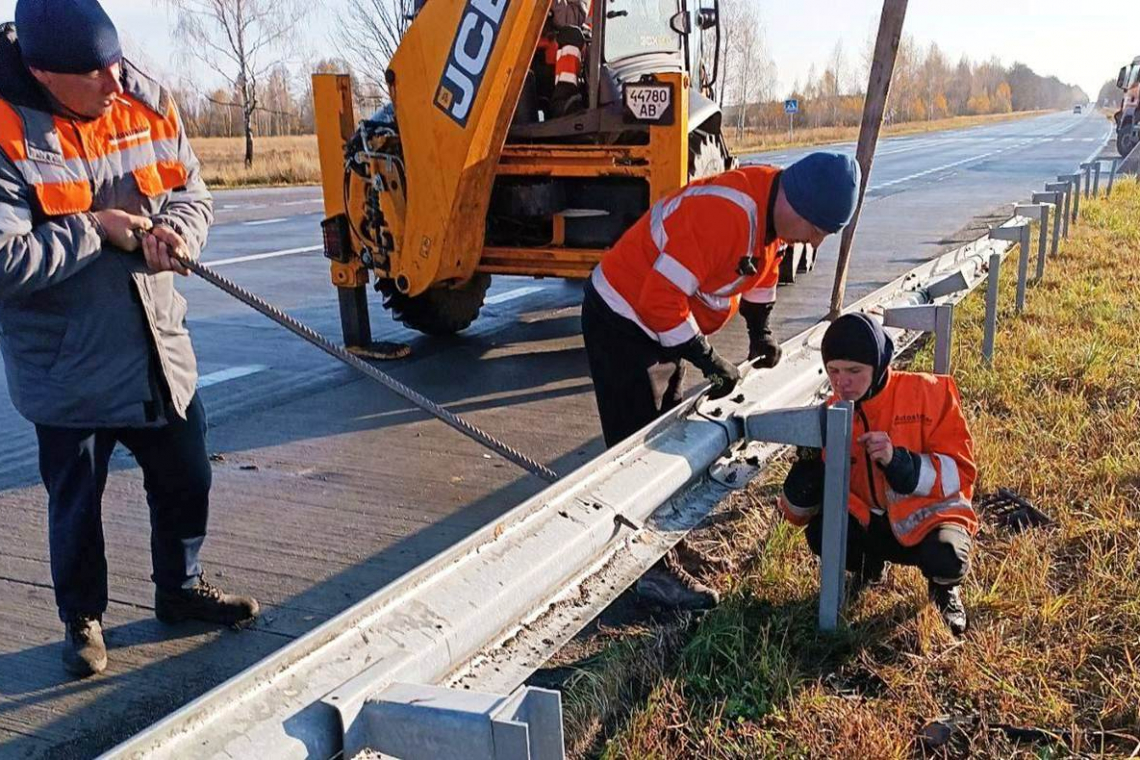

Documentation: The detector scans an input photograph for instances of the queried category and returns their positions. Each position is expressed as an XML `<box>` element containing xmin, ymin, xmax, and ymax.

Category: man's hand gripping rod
<box><xmin>135</xmin><ymin>229</ymin><xmax>559</xmax><ymax>483</ymax></box>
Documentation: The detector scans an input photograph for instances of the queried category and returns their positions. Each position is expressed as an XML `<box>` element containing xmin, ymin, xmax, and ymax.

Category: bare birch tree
<box><xmin>720</xmin><ymin>0</ymin><xmax>775</xmax><ymax>138</ymax></box>
<box><xmin>161</xmin><ymin>0</ymin><xmax>307</xmax><ymax>166</ymax></box>
<box><xmin>332</xmin><ymin>0</ymin><xmax>416</xmax><ymax>99</ymax></box>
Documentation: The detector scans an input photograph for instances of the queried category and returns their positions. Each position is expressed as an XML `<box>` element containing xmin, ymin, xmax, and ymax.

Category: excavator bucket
<box><xmin>387</xmin><ymin>0</ymin><xmax>553</xmax><ymax>296</ymax></box>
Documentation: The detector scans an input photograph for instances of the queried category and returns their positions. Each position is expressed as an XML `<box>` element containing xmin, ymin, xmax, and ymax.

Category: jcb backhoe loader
<box><xmin>313</xmin><ymin>0</ymin><xmax>807</xmax><ymax>343</ymax></box>
<box><xmin>1114</xmin><ymin>56</ymin><xmax>1140</xmax><ymax>157</ymax></box>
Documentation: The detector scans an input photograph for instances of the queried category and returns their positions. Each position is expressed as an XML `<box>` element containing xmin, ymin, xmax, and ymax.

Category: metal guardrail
<box><xmin>108</xmin><ymin>144</ymin><xmax>1126</xmax><ymax>753</ymax></box>
<box><xmin>102</xmin><ymin>226</ymin><xmax>1021</xmax><ymax>760</ymax></box>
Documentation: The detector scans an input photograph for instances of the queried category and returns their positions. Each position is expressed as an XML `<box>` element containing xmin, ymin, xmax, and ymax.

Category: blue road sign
<box><xmin>785</xmin><ymin>99</ymin><xmax>799</xmax><ymax>114</ymax></box>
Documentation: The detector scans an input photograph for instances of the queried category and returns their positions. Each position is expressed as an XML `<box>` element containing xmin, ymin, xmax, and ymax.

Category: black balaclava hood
<box><xmin>820</xmin><ymin>313</ymin><xmax>894</xmax><ymax>401</ymax></box>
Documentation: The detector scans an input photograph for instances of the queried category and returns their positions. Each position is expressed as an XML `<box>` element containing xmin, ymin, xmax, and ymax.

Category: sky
<box><xmin>0</xmin><ymin>0</ymin><xmax>1135</xmax><ymax>104</ymax></box>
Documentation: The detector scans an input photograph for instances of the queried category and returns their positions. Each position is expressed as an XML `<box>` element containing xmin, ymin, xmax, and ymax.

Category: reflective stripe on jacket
<box><xmin>0</xmin><ymin>93</ymin><xmax>189</xmax><ymax>218</ymax></box>
<box><xmin>779</xmin><ymin>370</ymin><xmax>978</xmax><ymax>546</ymax></box>
<box><xmin>0</xmin><ymin>34</ymin><xmax>212</xmax><ymax>428</ymax></box>
<box><xmin>592</xmin><ymin>166</ymin><xmax>784</xmax><ymax>347</ymax></box>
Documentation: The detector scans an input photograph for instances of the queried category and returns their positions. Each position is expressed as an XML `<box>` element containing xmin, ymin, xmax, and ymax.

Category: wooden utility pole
<box><xmin>827</xmin><ymin>0</ymin><xmax>909</xmax><ymax>319</ymax></box>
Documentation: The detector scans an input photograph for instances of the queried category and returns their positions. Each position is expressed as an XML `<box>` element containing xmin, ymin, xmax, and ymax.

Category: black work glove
<box><xmin>740</xmin><ymin>300</ymin><xmax>782</xmax><ymax>368</ymax></box>
<box><xmin>675</xmin><ymin>335</ymin><xmax>741</xmax><ymax>400</ymax></box>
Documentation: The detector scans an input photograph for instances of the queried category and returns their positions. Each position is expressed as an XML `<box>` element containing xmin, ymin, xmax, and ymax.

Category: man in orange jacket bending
<box><xmin>780</xmin><ymin>314</ymin><xmax>977</xmax><ymax>634</ymax></box>
<box><xmin>582</xmin><ymin>152</ymin><xmax>860</xmax><ymax>610</ymax></box>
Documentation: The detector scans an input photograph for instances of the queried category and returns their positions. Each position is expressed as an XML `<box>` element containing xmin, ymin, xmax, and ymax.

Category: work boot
<box><xmin>674</xmin><ymin>538</ymin><xmax>736</xmax><ymax>574</ymax></box>
<box><xmin>62</xmin><ymin>614</ymin><xmax>107</xmax><ymax>678</ymax></box>
<box><xmin>548</xmin><ymin>82</ymin><xmax>584</xmax><ymax>118</ymax></box>
<box><xmin>635</xmin><ymin>551</ymin><xmax>719</xmax><ymax>611</ymax></box>
<box><xmin>929</xmin><ymin>581</ymin><xmax>968</xmax><ymax>636</ymax></box>
<box><xmin>155</xmin><ymin>576</ymin><xmax>260</xmax><ymax>626</ymax></box>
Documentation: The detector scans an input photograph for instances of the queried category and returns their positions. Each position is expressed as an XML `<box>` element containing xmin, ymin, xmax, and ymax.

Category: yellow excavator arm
<box><xmin>320</xmin><ymin>0</ymin><xmax>553</xmax><ymax>298</ymax></box>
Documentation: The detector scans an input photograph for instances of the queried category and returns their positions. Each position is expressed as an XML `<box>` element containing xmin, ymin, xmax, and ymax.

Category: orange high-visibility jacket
<box><xmin>779</xmin><ymin>370</ymin><xmax>978</xmax><ymax>547</ymax></box>
<box><xmin>591</xmin><ymin>165</ymin><xmax>784</xmax><ymax>347</ymax></box>
<box><xmin>0</xmin><ymin>88</ymin><xmax>188</xmax><ymax>219</ymax></box>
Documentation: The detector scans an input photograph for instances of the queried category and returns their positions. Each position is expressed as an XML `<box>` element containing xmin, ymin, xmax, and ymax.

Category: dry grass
<box><xmin>726</xmin><ymin>110</ymin><xmax>1054</xmax><ymax>155</ymax></box>
<box><xmin>559</xmin><ymin>181</ymin><xmax>1140</xmax><ymax>759</ymax></box>
<box><xmin>190</xmin><ymin>135</ymin><xmax>321</xmax><ymax>188</ymax></box>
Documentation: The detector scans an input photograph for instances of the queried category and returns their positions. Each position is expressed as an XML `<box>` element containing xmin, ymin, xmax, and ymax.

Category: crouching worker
<box><xmin>779</xmin><ymin>314</ymin><xmax>978</xmax><ymax>634</ymax></box>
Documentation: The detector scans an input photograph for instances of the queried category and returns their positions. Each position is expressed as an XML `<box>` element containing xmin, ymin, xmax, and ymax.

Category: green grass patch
<box><xmin>563</xmin><ymin>181</ymin><xmax>1140</xmax><ymax>758</ymax></box>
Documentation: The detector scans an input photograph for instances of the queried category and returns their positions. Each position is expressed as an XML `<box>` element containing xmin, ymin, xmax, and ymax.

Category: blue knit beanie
<box><xmin>782</xmin><ymin>152</ymin><xmax>861</xmax><ymax>234</ymax></box>
<box><xmin>15</xmin><ymin>0</ymin><xmax>122</xmax><ymax>74</ymax></box>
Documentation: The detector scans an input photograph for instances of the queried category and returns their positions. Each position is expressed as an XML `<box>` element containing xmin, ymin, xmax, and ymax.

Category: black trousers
<box><xmin>805</xmin><ymin>512</ymin><xmax>972</xmax><ymax>586</ymax></box>
<box><xmin>581</xmin><ymin>280</ymin><xmax>687</xmax><ymax>447</ymax></box>
<box><xmin>35</xmin><ymin>395</ymin><xmax>212</xmax><ymax>621</ymax></box>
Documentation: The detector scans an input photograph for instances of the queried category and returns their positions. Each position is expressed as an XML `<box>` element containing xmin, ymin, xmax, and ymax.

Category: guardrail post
<box><xmin>1080</xmin><ymin>162</ymin><xmax>1094</xmax><ymax>199</ymax></box>
<box><xmin>1014</xmin><ymin>203</ymin><xmax>1047</xmax><ymax>285</ymax></box>
<box><xmin>1092</xmin><ymin>161</ymin><xmax>1103</xmax><ymax>197</ymax></box>
<box><xmin>1060</xmin><ymin>173</ymin><xmax>1081</xmax><ymax>223</ymax></box>
<box><xmin>1107</xmin><ymin>157</ymin><xmax>1120</xmax><ymax>196</ymax></box>
<box><xmin>982</xmin><ymin>251</ymin><xmax>1002</xmax><ymax>364</ymax></box>
<box><xmin>992</xmin><ymin>221</ymin><xmax>1031</xmax><ymax>312</ymax></box>
<box><xmin>1046</xmin><ymin>181</ymin><xmax>1071</xmax><ymax>239</ymax></box>
<box><xmin>819</xmin><ymin>402</ymin><xmax>854</xmax><ymax>631</ymax></box>
<box><xmin>743</xmin><ymin>404</ymin><xmax>854</xmax><ymax>631</ymax></box>
<box><xmin>883</xmin><ymin>303</ymin><xmax>956</xmax><ymax>375</ymax></box>
<box><xmin>1032</xmin><ymin>191</ymin><xmax>1061</xmax><ymax>261</ymax></box>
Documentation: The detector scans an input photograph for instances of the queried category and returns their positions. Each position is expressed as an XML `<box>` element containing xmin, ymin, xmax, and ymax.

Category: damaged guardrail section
<box><xmin>104</xmin><ymin>227</ymin><xmax>1025</xmax><ymax>760</ymax></box>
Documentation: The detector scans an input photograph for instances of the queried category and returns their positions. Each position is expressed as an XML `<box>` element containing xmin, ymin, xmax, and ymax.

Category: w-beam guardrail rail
<box><xmin>102</xmin><ymin>220</ymin><xmax>1040</xmax><ymax>760</ymax></box>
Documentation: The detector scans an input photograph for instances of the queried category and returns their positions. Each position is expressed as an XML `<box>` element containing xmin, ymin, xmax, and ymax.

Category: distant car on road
<box><xmin>1073</xmin><ymin>105</ymin><xmax>1083</xmax><ymax>114</ymax></box>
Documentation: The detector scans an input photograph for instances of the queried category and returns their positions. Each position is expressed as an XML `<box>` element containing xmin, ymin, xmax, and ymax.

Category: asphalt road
<box><xmin>0</xmin><ymin>109</ymin><xmax>1114</xmax><ymax>757</ymax></box>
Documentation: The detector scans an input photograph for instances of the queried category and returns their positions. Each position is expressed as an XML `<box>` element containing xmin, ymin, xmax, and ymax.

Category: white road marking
<box><xmin>197</xmin><ymin>365</ymin><xmax>269</xmax><ymax>389</ymax></box>
<box><xmin>1081</xmin><ymin>128</ymin><xmax>1115</xmax><ymax>165</ymax></box>
<box><xmin>207</xmin><ymin>245</ymin><xmax>322</xmax><ymax>267</ymax></box>
<box><xmin>485</xmin><ymin>286</ymin><xmax>546</xmax><ymax>305</ymax></box>
<box><xmin>243</xmin><ymin>217</ymin><xmax>288</xmax><ymax>226</ymax></box>
<box><xmin>868</xmin><ymin>118</ymin><xmax>1095</xmax><ymax>193</ymax></box>
<box><xmin>870</xmin><ymin>149</ymin><xmax>1002</xmax><ymax>191</ymax></box>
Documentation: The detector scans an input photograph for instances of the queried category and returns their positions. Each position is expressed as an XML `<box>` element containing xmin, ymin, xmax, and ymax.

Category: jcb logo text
<box><xmin>436</xmin><ymin>0</ymin><xmax>510</xmax><ymax>127</ymax></box>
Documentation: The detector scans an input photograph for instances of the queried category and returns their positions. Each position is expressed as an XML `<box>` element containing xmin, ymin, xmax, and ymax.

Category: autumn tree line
<box><xmin>715</xmin><ymin>0</ymin><xmax>1086</xmax><ymax>138</ymax></box>
<box><xmin>158</xmin><ymin>0</ymin><xmax>1086</xmax><ymax>162</ymax></box>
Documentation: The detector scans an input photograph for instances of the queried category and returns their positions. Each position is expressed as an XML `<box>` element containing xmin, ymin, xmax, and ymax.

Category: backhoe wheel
<box><xmin>1118</xmin><ymin>119</ymin><xmax>1138</xmax><ymax>157</ymax></box>
<box><xmin>385</xmin><ymin>274</ymin><xmax>492</xmax><ymax>336</ymax></box>
<box><xmin>689</xmin><ymin>131</ymin><xmax>728</xmax><ymax>180</ymax></box>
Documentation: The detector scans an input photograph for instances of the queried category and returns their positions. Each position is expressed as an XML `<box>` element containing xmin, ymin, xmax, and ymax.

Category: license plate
<box><xmin>623</xmin><ymin>83</ymin><xmax>675</xmax><ymax>125</ymax></box>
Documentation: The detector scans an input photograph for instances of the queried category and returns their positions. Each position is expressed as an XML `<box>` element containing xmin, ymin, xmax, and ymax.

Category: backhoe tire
<box><xmin>1118</xmin><ymin>119</ymin><xmax>1138</xmax><ymax>157</ymax></box>
<box><xmin>385</xmin><ymin>274</ymin><xmax>492</xmax><ymax>336</ymax></box>
<box><xmin>689</xmin><ymin>131</ymin><xmax>728</xmax><ymax>180</ymax></box>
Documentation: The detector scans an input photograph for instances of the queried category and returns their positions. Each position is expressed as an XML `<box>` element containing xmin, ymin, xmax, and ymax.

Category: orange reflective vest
<box><xmin>779</xmin><ymin>370</ymin><xmax>978</xmax><ymax>547</ymax></box>
<box><xmin>0</xmin><ymin>91</ymin><xmax>188</xmax><ymax>218</ymax></box>
<box><xmin>591</xmin><ymin>166</ymin><xmax>784</xmax><ymax>347</ymax></box>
